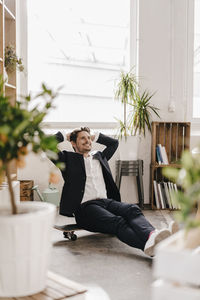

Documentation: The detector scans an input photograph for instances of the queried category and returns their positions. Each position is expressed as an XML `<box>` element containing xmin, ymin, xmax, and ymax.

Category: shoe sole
<box><xmin>144</xmin><ymin>230</ymin><xmax>171</xmax><ymax>257</ymax></box>
<box><xmin>170</xmin><ymin>221</ymin><xmax>179</xmax><ymax>234</ymax></box>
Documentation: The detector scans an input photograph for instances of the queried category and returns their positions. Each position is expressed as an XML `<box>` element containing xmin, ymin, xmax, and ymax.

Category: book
<box><xmin>167</xmin><ymin>182</ymin><xmax>174</xmax><ymax>209</ymax></box>
<box><xmin>153</xmin><ymin>180</ymin><xmax>179</xmax><ymax>210</ymax></box>
<box><xmin>160</xmin><ymin>182</ymin><xmax>168</xmax><ymax>208</ymax></box>
<box><xmin>174</xmin><ymin>183</ymin><xmax>178</xmax><ymax>192</ymax></box>
<box><xmin>168</xmin><ymin>182</ymin><xmax>177</xmax><ymax>209</ymax></box>
<box><xmin>157</xmin><ymin>144</ymin><xmax>164</xmax><ymax>164</ymax></box>
<box><xmin>153</xmin><ymin>180</ymin><xmax>160</xmax><ymax>209</ymax></box>
<box><xmin>157</xmin><ymin>144</ymin><xmax>169</xmax><ymax>164</ymax></box>
<box><xmin>157</xmin><ymin>183</ymin><xmax>165</xmax><ymax>209</ymax></box>
<box><xmin>173</xmin><ymin>183</ymin><xmax>181</xmax><ymax>209</ymax></box>
<box><xmin>156</xmin><ymin>146</ymin><xmax>162</xmax><ymax>164</ymax></box>
<box><xmin>164</xmin><ymin>181</ymin><xmax>172</xmax><ymax>209</ymax></box>
<box><xmin>161</xmin><ymin>146</ymin><xmax>169</xmax><ymax>164</ymax></box>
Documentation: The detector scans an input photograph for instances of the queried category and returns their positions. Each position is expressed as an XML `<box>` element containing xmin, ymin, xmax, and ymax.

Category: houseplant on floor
<box><xmin>0</xmin><ymin>75</ymin><xmax>60</xmax><ymax>297</ymax></box>
<box><xmin>114</xmin><ymin>69</ymin><xmax>160</xmax><ymax>160</ymax></box>
<box><xmin>152</xmin><ymin>148</ymin><xmax>200</xmax><ymax>300</ymax></box>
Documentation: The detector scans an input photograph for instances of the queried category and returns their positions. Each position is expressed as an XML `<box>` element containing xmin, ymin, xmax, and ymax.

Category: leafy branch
<box><xmin>0</xmin><ymin>75</ymin><xmax>61</xmax><ymax>214</ymax></box>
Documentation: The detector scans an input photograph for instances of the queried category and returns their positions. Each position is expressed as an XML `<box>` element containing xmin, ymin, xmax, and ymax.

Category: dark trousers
<box><xmin>74</xmin><ymin>199</ymin><xmax>155</xmax><ymax>251</ymax></box>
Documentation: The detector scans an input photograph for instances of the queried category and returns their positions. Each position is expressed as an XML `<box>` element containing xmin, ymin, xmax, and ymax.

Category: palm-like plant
<box><xmin>114</xmin><ymin>70</ymin><xmax>138</xmax><ymax>137</ymax></box>
<box><xmin>128</xmin><ymin>89</ymin><xmax>160</xmax><ymax>136</ymax></box>
<box><xmin>115</xmin><ymin>69</ymin><xmax>160</xmax><ymax>138</ymax></box>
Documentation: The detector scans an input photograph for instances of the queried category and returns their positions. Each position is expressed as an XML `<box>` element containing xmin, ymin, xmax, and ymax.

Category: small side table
<box><xmin>115</xmin><ymin>160</ymin><xmax>144</xmax><ymax>209</ymax></box>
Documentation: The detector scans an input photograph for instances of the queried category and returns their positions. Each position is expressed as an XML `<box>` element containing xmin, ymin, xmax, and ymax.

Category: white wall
<box><xmin>137</xmin><ymin>0</ymin><xmax>194</xmax><ymax>204</ymax></box>
<box><xmin>138</xmin><ymin>0</ymin><xmax>193</xmax><ymax>122</ymax></box>
<box><xmin>18</xmin><ymin>0</ymin><xmax>195</xmax><ymax>205</ymax></box>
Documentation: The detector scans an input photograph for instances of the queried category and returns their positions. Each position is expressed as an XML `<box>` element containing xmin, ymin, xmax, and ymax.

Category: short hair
<box><xmin>70</xmin><ymin>127</ymin><xmax>90</xmax><ymax>143</ymax></box>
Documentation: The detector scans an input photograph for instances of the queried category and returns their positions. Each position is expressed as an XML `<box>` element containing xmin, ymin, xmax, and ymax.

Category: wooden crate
<box><xmin>20</xmin><ymin>180</ymin><xmax>34</xmax><ymax>201</ymax></box>
<box><xmin>151</xmin><ymin>122</ymin><xmax>190</xmax><ymax>165</ymax></box>
<box><xmin>150</xmin><ymin>122</ymin><xmax>190</xmax><ymax>209</ymax></box>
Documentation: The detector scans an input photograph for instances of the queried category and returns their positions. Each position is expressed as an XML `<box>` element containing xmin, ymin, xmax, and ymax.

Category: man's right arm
<box><xmin>53</xmin><ymin>131</ymin><xmax>68</xmax><ymax>163</ymax></box>
<box><xmin>55</xmin><ymin>131</ymin><xmax>64</xmax><ymax>143</ymax></box>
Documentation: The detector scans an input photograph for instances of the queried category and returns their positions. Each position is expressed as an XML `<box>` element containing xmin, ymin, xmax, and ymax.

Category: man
<box><xmin>54</xmin><ymin>127</ymin><xmax>175</xmax><ymax>257</ymax></box>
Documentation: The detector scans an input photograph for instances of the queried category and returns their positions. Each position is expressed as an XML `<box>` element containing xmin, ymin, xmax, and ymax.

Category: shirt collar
<box><xmin>84</xmin><ymin>150</ymin><xmax>97</xmax><ymax>159</ymax></box>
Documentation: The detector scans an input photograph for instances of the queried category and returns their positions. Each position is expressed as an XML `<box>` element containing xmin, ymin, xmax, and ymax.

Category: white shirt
<box><xmin>82</xmin><ymin>152</ymin><xmax>107</xmax><ymax>203</ymax></box>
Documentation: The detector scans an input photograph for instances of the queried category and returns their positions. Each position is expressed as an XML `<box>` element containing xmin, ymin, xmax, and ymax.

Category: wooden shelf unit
<box><xmin>1</xmin><ymin>0</ymin><xmax>16</xmax><ymax>86</ymax></box>
<box><xmin>0</xmin><ymin>0</ymin><xmax>17</xmax><ymax>176</ymax></box>
<box><xmin>4</xmin><ymin>0</ymin><xmax>15</xmax><ymax>16</ymax></box>
<box><xmin>4</xmin><ymin>5</ymin><xmax>15</xmax><ymax>20</ymax></box>
<box><xmin>0</xmin><ymin>2</ymin><xmax>3</xmax><ymax>61</ymax></box>
<box><xmin>150</xmin><ymin>121</ymin><xmax>190</xmax><ymax>209</ymax></box>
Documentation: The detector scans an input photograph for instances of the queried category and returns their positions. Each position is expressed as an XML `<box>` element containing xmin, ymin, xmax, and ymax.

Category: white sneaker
<box><xmin>168</xmin><ymin>220</ymin><xmax>179</xmax><ymax>234</ymax></box>
<box><xmin>144</xmin><ymin>228</ymin><xmax>171</xmax><ymax>257</ymax></box>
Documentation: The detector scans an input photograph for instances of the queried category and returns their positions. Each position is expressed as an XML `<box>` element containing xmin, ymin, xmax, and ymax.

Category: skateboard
<box><xmin>54</xmin><ymin>224</ymin><xmax>82</xmax><ymax>241</ymax></box>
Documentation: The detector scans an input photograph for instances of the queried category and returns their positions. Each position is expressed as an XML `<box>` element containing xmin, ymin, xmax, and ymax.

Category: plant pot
<box><xmin>152</xmin><ymin>279</ymin><xmax>200</xmax><ymax>300</ymax></box>
<box><xmin>118</xmin><ymin>135</ymin><xmax>140</xmax><ymax>160</ymax></box>
<box><xmin>152</xmin><ymin>230</ymin><xmax>200</xmax><ymax>300</ymax></box>
<box><xmin>0</xmin><ymin>201</ymin><xmax>56</xmax><ymax>297</ymax></box>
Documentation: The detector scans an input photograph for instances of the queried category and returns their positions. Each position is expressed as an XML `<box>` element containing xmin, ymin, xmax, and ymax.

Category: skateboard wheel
<box><xmin>63</xmin><ymin>232</ymin><xmax>70</xmax><ymax>239</ymax></box>
<box><xmin>71</xmin><ymin>233</ymin><xmax>77</xmax><ymax>241</ymax></box>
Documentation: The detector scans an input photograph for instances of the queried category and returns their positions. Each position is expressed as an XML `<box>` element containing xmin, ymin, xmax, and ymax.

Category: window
<box><xmin>28</xmin><ymin>0</ymin><xmax>132</xmax><ymax>126</ymax></box>
<box><xmin>193</xmin><ymin>0</ymin><xmax>200</xmax><ymax>118</ymax></box>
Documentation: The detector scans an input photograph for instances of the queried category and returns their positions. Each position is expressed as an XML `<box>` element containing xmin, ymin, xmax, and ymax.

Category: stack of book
<box><xmin>156</xmin><ymin>144</ymin><xmax>169</xmax><ymax>165</ymax></box>
<box><xmin>153</xmin><ymin>180</ymin><xmax>180</xmax><ymax>209</ymax></box>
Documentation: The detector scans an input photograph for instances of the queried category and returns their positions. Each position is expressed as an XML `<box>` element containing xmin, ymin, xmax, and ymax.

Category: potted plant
<box><xmin>152</xmin><ymin>148</ymin><xmax>200</xmax><ymax>300</ymax></box>
<box><xmin>114</xmin><ymin>69</ymin><xmax>160</xmax><ymax>160</ymax></box>
<box><xmin>4</xmin><ymin>44</ymin><xmax>24</xmax><ymax>83</ymax></box>
<box><xmin>0</xmin><ymin>75</ymin><xmax>60</xmax><ymax>297</ymax></box>
<box><xmin>4</xmin><ymin>44</ymin><xmax>24</xmax><ymax>73</ymax></box>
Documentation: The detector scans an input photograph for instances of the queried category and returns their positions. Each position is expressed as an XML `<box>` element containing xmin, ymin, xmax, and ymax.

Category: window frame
<box><xmin>25</xmin><ymin>0</ymin><xmax>139</xmax><ymax>130</ymax></box>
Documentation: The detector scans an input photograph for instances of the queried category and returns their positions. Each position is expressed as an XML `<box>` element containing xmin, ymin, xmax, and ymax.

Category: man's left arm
<box><xmin>94</xmin><ymin>132</ymin><xmax>119</xmax><ymax>161</ymax></box>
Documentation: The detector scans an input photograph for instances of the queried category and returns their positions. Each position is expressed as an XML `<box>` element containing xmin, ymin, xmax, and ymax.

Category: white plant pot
<box><xmin>0</xmin><ymin>201</ymin><xmax>56</xmax><ymax>297</ymax></box>
<box><xmin>118</xmin><ymin>135</ymin><xmax>140</xmax><ymax>160</ymax></box>
<box><xmin>152</xmin><ymin>279</ymin><xmax>200</xmax><ymax>300</ymax></box>
<box><xmin>152</xmin><ymin>230</ymin><xmax>200</xmax><ymax>300</ymax></box>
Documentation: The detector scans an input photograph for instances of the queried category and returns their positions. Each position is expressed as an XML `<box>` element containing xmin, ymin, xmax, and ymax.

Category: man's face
<box><xmin>71</xmin><ymin>131</ymin><xmax>92</xmax><ymax>154</ymax></box>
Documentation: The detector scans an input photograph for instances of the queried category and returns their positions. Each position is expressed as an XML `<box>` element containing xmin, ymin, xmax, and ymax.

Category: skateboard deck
<box><xmin>54</xmin><ymin>224</ymin><xmax>82</xmax><ymax>240</ymax></box>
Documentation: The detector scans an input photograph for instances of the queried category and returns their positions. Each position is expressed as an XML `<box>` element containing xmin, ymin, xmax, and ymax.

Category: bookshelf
<box><xmin>0</xmin><ymin>0</ymin><xmax>17</xmax><ymax>178</ymax></box>
<box><xmin>150</xmin><ymin>121</ymin><xmax>191</xmax><ymax>209</ymax></box>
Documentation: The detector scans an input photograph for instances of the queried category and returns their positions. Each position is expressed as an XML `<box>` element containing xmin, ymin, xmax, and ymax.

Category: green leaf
<box><xmin>181</xmin><ymin>150</ymin><xmax>194</xmax><ymax>169</ymax></box>
<box><xmin>12</xmin><ymin>120</ymin><xmax>30</xmax><ymax>137</ymax></box>
<box><xmin>162</xmin><ymin>167</ymin><xmax>179</xmax><ymax>181</ymax></box>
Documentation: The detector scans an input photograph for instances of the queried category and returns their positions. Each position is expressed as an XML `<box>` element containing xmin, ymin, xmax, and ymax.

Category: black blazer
<box><xmin>54</xmin><ymin>132</ymin><xmax>121</xmax><ymax>216</ymax></box>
